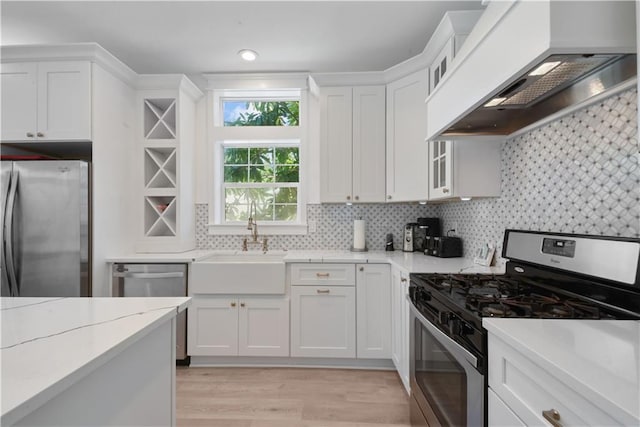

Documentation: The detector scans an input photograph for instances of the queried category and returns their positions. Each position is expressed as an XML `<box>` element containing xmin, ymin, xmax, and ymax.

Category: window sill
<box><xmin>208</xmin><ymin>224</ymin><xmax>308</xmax><ymax>236</ymax></box>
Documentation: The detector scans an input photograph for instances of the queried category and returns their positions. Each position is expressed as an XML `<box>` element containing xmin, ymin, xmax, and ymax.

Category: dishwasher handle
<box><xmin>113</xmin><ymin>271</ymin><xmax>185</xmax><ymax>279</ymax></box>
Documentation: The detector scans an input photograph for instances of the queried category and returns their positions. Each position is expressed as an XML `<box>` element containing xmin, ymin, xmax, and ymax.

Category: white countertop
<box><xmin>107</xmin><ymin>249</ymin><xmax>504</xmax><ymax>275</ymax></box>
<box><xmin>483</xmin><ymin>318</ymin><xmax>640</xmax><ymax>422</ymax></box>
<box><xmin>1</xmin><ymin>297</ymin><xmax>190</xmax><ymax>426</ymax></box>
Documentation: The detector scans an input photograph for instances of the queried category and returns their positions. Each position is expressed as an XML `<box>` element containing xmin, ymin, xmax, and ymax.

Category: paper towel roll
<box><xmin>353</xmin><ymin>219</ymin><xmax>366</xmax><ymax>250</ymax></box>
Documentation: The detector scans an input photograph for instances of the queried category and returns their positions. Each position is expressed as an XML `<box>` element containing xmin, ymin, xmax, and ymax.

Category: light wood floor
<box><xmin>176</xmin><ymin>367</ymin><xmax>411</xmax><ymax>427</ymax></box>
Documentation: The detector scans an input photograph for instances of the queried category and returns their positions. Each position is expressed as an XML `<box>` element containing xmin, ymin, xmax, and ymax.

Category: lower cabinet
<box><xmin>487</xmin><ymin>331</ymin><xmax>628</xmax><ymax>426</ymax></box>
<box><xmin>188</xmin><ymin>295</ymin><xmax>289</xmax><ymax>357</ymax></box>
<box><xmin>356</xmin><ymin>264</ymin><xmax>391</xmax><ymax>359</ymax></box>
<box><xmin>290</xmin><ymin>285</ymin><xmax>356</xmax><ymax>358</ymax></box>
<box><xmin>390</xmin><ymin>266</ymin><xmax>410</xmax><ymax>392</ymax></box>
<box><xmin>488</xmin><ymin>388</ymin><xmax>526</xmax><ymax>427</ymax></box>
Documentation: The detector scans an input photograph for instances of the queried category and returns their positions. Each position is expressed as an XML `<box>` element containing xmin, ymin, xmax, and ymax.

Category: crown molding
<box><xmin>1</xmin><ymin>43</ymin><xmax>138</xmax><ymax>87</ymax></box>
<box><xmin>203</xmin><ymin>72</ymin><xmax>309</xmax><ymax>90</ymax></box>
<box><xmin>137</xmin><ymin>74</ymin><xmax>203</xmax><ymax>100</ymax></box>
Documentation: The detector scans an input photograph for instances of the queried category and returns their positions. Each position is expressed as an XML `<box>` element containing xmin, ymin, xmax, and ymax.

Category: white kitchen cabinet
<box><xmin>135</xmin><ymin>77</ymin><xmax>203</xmax><ymax>252</ymax></box>
<box><xmin>488</xmin><ymin>388</ymin><xmax>526</xmax><ymax>427</ymax></box>
<box><xmin>428</xmin><ymin>138</ymin><xmax>501</xmax><ymax>201</ymax></box>
<box><xmin>390</xmin><ymin>266</ymin><xmax>410</xmax><ymax>393</ymax></box>
<box><xmin>290</xmin><ymin>284</ymin><xmax>356</xmax><ymax>358</ymax></box>
<box><xmin>356</xmin><ymin>264</ymin><xmax>391</xmax><ymax>359</ymax></box>
<box><xmin>289</xmin><ymin>263</ymin><xmax>356</xmax><ymax>287</ymax></box>
<box><xmin>385</xmin><ymin>69</ymin><xmax>429</xmax><ymax>202</ymax></box>
<box><xmin>1</xmin><ymin>61</ymin><xmax>91</xmax><ymax>142</ymax></box>
<box><xmin>320</xmin><ymin>85</ymin><xmax>386</xmax><ymax>203</ymax></box>
<box><xmin>188</xmin><ymin>295</ymin><xmax>289</xmax><ymax>357</ymax></box>
<box><xmin>487</xmin><ymin>331</ymin><xmax>627</xmax><ymax>427</ymax></box>
<box><xmin>424</xmin><ymin>10</ymin><xmax>482</xmax><ymax>95</ymax></box>
<box><xmin>429</xmin><ymin>38</ymin><xmax>453</xmax><ymax>93</ymax></box>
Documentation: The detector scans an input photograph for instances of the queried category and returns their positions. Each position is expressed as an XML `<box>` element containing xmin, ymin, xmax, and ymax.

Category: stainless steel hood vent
<box><xmin>443</xmin><ymin>53</ymin><xmax>637</xmax><ymax>136</ymax></box>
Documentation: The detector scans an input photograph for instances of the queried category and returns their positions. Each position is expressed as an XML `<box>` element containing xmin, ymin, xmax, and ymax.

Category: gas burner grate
<box><xmin>469</xmin><ymin>293</ymin><xmax>608</xmax><ymax>319</ymax></box>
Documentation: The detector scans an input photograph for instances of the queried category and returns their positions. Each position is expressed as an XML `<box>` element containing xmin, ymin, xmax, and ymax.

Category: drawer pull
<box><xmin>542</xmin><ymin>409</ymin><xmax>562</xmax><ymax>427</ymax></box>
<box><xmin>316</xmin><ymin>272</ymin><xmax>330</xmax><ymax>278</ymax></box>
<box><xmin>240</xmin><ymin>302</ymin><xmax>245</xmax><ymax>307</ymax></box>
<box><xmin>231</xmin><ymin>302</ymin><xmax>236</xmax><ymax>307</ymax></box>
<box><xmin>317</xmin><ymin>289</ymin><xmax>330</xmax><ymax>294</ymax></box>
<box><xmin>400</xmin><ymin>277</ymin><xmax>407</xmax><ymax>282</ymax></box>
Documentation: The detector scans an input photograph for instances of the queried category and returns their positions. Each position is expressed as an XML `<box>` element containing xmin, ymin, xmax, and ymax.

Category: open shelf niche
<box><xmin>144</xmin><ymin>147</ymin><xmax>177</xmax><ymax>189</ymax></box>
<box><xmin>144</xmin><ymin>98</ymin><xmax>176</xmax><ymax>139</ymax></box>
<box><xmin>144</xmin><ymin>196</ymin><xmax>177</xmax><ymax>237</ymax></box>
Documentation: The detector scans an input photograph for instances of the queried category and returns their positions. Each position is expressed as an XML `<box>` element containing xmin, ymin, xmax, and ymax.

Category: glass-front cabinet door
<box><xmin>429</xmin><ymin>140</ymin><xmax>453</xmax><ymax>199</ymax></box>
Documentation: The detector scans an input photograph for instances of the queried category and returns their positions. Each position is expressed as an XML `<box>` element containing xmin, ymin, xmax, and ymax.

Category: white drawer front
<box><xmin>290</xmin><ymin>263</ymin><xmax>356</xmax><ymax>286</ymax></box>
<box><xmin>488</xmin><ymin>334</ymin><xmax>627</xmax><ymax>426</ymax></box>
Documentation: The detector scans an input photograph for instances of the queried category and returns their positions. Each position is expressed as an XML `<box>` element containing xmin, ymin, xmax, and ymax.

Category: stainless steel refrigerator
<box><xmin>1</xmin><ymin>160</ymin><xmax>90</xmax><ymax>297</ymax></box>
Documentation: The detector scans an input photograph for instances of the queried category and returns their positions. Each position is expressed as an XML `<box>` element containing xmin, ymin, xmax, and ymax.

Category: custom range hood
<box><xmin>426</xmin><ymin>1</ymin><xmax>637</xmax><ymax>138</ymax></box>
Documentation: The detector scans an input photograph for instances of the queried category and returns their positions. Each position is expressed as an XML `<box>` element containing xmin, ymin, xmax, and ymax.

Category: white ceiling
<box><xmin>1</xmin><ymin>1</ymin><xmax>484</xmax><ymax>86</ymax></box>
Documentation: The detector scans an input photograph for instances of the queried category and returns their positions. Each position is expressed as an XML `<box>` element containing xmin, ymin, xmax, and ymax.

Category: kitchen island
<box><xmin>1</xmin><ymin>297</ymin><xmax>190</xmax><ymax>426</ymax></box>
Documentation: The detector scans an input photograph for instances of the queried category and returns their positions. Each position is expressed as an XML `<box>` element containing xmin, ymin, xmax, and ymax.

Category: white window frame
<box><xmin>206</xmin><ymin>78</ymin><xmax>308</xmax><ymax>235</ymax></box>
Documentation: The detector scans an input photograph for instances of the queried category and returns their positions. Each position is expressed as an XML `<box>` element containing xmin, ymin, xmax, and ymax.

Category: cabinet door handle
<box><xmin>346</xmin><ymin>196</ymin><xmax>351</xmax><ymax>201</ymax></box>
<box><xmin>36</xmin><ymin>132</ymin><xmax>44</xmax><ymax>137</ymax></box>
<box><xmin>240</xmin><ymin>302</ymin><xmax>245</xmax><ymax>308</ymax></box>
<box><xmin>443</xmin><ymin>188</ymin><xmax>450</xmax><ymax>193</ymax></box>
<box><xmin>387</xmin><ymin>195</ymin><xmax>392</xmax><ymax>200</ymax></box>
<box><xmin>26</xmin><ymin>132</ymin><xmax>34</xmax><ymax>138</ymax></box>
<box><xmin>316</xmin><ymin>272</ymin><xmax>330</xmax><ymax>278</ymax></box>
<box><xmin>400</xmin><ymin>277</ymin><xmax>407</xmax><ymax>282</ymax></box>
<box><xmin>355</xmin><ymin>196</ymin><xmax>359</xmax><ymax>201</ymax></box>
<box><xmin>542</xmin><ymin>409</ymin><xmax>562</xmax><ymax>427</ymax></box>
<box><xmin>359</xmin><ymin>266</ymin><xmax>364</xmax><ymax>272</ymax></box>
<box><xmin>230</xmin><ymin>302</ymin><xmax>236</xmax><ymax>307</ymax></box>
<box><xmin>317</xmin><ymin>289</ymin><xmax>330</xmax><ymax>294</ymax></box>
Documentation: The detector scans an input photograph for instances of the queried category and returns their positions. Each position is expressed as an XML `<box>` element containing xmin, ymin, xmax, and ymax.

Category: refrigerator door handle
<box><xmin>4</xmin><ymin>171</ymin><xmax>19</xmax><ymax>296</ymax></box>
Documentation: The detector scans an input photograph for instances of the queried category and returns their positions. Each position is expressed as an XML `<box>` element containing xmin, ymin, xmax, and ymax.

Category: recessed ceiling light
<box><xmin>238</xmin><ymin>49</ymin><xmax>258</xmax><ymax>62</ymax></box>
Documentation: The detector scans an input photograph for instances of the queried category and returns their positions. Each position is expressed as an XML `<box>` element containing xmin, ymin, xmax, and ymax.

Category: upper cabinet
<box><xmin>320</xmin><ymin>86</ymin><xmax>386</xmax><ymax>203</ymax></box>
<box><xmin>428</xmin><ymin>138</ymin><xmax>501</xmax><ymax>201</ymax></box>
<box><xmin>136</xmin><ymin>77</ymin><xmax>203</xmax><ymax>253</ymax></box>
<box><xmin>385</xmin><ymin>69</ymin><xmax>429</xmax><ymax>202</ymax></box>
<box><xmin>1</xmin><ymin>61</ymin><xmax>91</xmax><ymax>142</ymax></box>
<box><xmin>424</xmin><ymin>10</ymin><xmax>482</xmax><ymax>96</ymax></box>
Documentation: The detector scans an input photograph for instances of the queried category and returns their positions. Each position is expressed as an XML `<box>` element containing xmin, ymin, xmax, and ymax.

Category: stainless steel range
<box><xmin>408</xmin><ymin>230</ymin><xmax>640</xmax><ymax>427</ymax></box>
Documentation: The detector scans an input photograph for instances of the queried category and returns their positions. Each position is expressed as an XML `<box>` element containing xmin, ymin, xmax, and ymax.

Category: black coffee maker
<box><xmin>413</xmin><ymin>218</ymin><xmax>441</xmax><ymax>252</ymax></box>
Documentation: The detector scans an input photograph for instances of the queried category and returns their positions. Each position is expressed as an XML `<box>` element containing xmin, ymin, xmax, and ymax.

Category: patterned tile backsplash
<box><xmin>195</xmin><ymin>203</ymin><xmax>439</xmax><ymax>251</ymax></box>
<box><xmin>197</xmin><ymin>88</ymin><xmax>639</xmax><ymax>265</ymax></box>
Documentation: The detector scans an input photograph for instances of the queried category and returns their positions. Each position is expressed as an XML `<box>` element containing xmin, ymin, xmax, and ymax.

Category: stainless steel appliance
<box><xmin>112</xmin><ymin>263</ymin><xmax>189</xmax><ymax>363</ymax></box>
<box><xmin>409</xmin><ymin>230</ymin><xmax>640</xmax><ymax>426</ymax></box>
<box><xmin>1</xmin><ymin>160</ymin><xmax>90</xmax><ymax>297</ymax></box>
<box><xmin>403</xmin><ymin>223</ymin><xmax>418</xmax><ymax>252</ymax></box>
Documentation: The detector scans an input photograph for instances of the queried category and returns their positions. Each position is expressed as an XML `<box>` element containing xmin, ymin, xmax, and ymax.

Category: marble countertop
<box><xmin>107</xmin><ymin>250</ymin><xmax>504</xmax><ymax>275</ymax></box>
<box><xmin>483</xmin><ymin>318</ymin><xmax>640</xmax><ymax>423</ymax></box>
<box><xmin>1</xmin><ymin>297</ymin><xmax>190</xmax><ymax>426</ymax></box>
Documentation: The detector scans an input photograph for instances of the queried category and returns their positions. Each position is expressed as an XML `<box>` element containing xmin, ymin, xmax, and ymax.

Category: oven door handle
<box><xmin>407</xmin><ymin>295</ymin><xmax>478</xmax><ymax>369</ymax></box>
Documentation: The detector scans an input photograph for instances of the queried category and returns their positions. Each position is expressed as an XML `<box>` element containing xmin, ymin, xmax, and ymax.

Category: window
<box><xmin>207</xmin><ymin>81</ymin><xmax>307</xmax><ymax>234</ymax></box>
<box><xmin>223</xmin><ymin>144</ymin><xmax>299</xmax><ymax>222</ymax></box>
<box><xmin>223</xmin><ymin>100</ymin><xmax>299</xmax><ymax>127</ymax></box>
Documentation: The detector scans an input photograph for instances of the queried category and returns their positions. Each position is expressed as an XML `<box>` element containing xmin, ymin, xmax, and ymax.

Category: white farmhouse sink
<box><xmin>190</xmin><ymin>251</ymin><xmax>286</xmax><ymax>294</ymax></box>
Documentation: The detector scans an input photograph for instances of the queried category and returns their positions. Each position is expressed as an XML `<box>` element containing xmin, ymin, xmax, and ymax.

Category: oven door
<box><xmin>408</xmin><ymin>297</ymin><xmax>484</xmax><ymax>427</ymax></box>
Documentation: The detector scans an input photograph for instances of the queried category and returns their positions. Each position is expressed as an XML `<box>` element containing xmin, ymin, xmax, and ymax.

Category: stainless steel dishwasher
<box><xmin>112</xmin><ymin>263</ymin><xmax>188</xmax><ymax>364</ymax></box>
